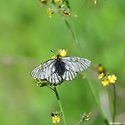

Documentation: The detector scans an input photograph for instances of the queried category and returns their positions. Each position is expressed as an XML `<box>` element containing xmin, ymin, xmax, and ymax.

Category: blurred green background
<box><xmin>0</xmin><ymin>0</ymin><xmax>125</xmax><ymax>125</ymax></box>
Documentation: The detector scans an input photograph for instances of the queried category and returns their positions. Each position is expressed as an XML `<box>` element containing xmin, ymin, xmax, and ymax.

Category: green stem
<box><xmin>86</xmin><ymin>73</ymin><xmax>109</xmax><ymax>125</ymax></box>
<box><xmin>70</xmin><ymin>16</ymin><xmax>82</xmax><ymax>57</ymax></box>
<box><xmin>112</xmin><ymin>84</ymin><xmax>116</xmax><ymax>122</ymax></box>
<box><xmin>54</xmin><ymin>87</ymin><xmax>67</xmax><ymax>125</ymax></box>
<box><xmin>69</xmin><ymin>7</ymin><xmax>109</xmax><ymax>125</ymax></box>
<box><xmin>48</xmin><ymin>2</ymin><xmax>74</xmax><ymax>39</ymax></box>
<box><xmin>65</xmin><ymin>0</ymin><xmax>70</xmax><ymax>9</ymax></box>
<box><xmin>62</xmin><ymin>16</ymin><xmax>75</xmax><ymax>39</ymax></box>
<box><xmin>72</xmin><ymin>0</ymin><xmax>88</xmax><ymax>16</ymax></box>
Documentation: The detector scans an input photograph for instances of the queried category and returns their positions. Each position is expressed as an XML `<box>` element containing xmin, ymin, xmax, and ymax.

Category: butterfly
<box><xmin>31</xmin><ymin>54</ymin><xmax>91</xmax><ymax>84</ymax></box>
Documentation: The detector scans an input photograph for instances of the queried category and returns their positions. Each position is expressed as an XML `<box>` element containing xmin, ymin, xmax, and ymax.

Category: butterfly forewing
<box><xmin>61</xmin><ymin>56</ymin><xmax>91</xmax><ymax>72</ymax></box>
<box><xmin>31</xmin><ymin>59</ymin><xmax>56</xmax><ymax>79</ymax></box>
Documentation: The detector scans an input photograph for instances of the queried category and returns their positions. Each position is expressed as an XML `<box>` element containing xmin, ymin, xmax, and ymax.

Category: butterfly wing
<box><xmin>62</xmin><ymin>70</ymin><xmax>77</xmax><ymax>81</ymax></box>
<box><xmin>30</xmin><ymin>59</ymin><xmax>56</xmax><ymax>79</ymax></box>
<box><xmin>31</xmin><ymin>56</ymin><xmax>91</xmax><ymax>84</ymax></box>
<box><xmin>47</xmin><ymin>70</ymin><xmax>77</xmax><ymax>83</ymax></box>
<box><xmin>61</xmin><ymin>56</ymin><xmax>91</xmax><ymax>81</ymax></box>
<box><xmin>47</xmin><ymin>73</ymin><xmax>62</xmax><ymax>84</ymax></box>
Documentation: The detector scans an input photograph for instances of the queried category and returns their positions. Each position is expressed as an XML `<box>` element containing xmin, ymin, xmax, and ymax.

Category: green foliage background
<box><xmin>0</xmin><ymin>0</ymin><xmax>125</xmax><ymax>125</ymax></box>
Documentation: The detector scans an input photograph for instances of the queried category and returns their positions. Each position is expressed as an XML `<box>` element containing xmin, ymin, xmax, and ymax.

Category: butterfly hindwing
<box><xmin>62</xmin><ymin>70</ymin><xmax>77</xmax><ymax>81</ymax></box>
<box><xmin>47</xmin><ymin>73</ymin><xmax>62</xmax><ymax>84</ymax></box>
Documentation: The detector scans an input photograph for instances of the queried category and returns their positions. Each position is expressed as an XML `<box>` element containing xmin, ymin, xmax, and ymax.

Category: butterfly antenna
<box><xmin>50</xmin><ymin>50</ymin><xmax>57</xmax><ymax>55</ymax></box>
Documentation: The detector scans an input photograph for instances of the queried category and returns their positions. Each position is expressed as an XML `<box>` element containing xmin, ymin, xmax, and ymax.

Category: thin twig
<box><xmin>112</xmin><ymin>84</ymin><xmax>116</xmax><ymax>122</ymax></box>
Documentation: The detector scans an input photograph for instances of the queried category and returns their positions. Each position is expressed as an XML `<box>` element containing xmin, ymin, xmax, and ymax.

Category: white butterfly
<box><xmin>31</xmin><ymin>55</ymin><xmax>91</xmax><ymax>84</ymax></box>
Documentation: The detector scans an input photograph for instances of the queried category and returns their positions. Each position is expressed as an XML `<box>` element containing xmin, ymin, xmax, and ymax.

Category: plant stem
<box><xmin>62</xmin><ymin>16</ymin><xmax>75</xmax><ymax>39</ymax></box>
<box><xmin>86</xmin><ymin>73</ymin><xmax>109</xmax><ymax>125</ymax></box>
<box><xmin>48</xmin><ymin>2</ymin><xmax>75</xmax><ymax>39</ymax></box>
<box><xmin>54</xmin><ymin>87</ymin><xmax>67</xmax><ymax>125</ymax></box>
<box><xmin>112</xmin><ymin>84</ymin><xmax>116</xmax><ymax>122</ymax></box>
<box><xmin>72</xmin><ymin>0</ymin><xmax>88</xmax><ymax>16</ymax></box>
<box><xmin>69</xmin><ymin>7</ymin><xmax>109</xmax><ymax>125</ymax></box>
<box><xmin>70</xmin><ymin>16</ymin><xmax>82</xmax><ymax>57</ymax></box>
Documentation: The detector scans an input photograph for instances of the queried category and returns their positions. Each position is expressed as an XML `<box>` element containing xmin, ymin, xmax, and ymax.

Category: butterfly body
<box><xmin>55</xmin><ymin>56</ymin><xmax>65</xmax><ymax>77</ymax></box>
<box><xmin>31</xmin><ymin>55</ymin><xmax>91</xmax><ymax>84</ymax></box>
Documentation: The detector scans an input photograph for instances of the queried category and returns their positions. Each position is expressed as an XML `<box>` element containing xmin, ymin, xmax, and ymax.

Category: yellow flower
<box><xmin>94</xmin><ymin>0</ymin><xmax>97</xmax><ymax>5</ymax></box>
<box><xmin>58</xmin><ymin>49</ymin><xmax>68</xmax><ymax>57</ymax></box>
<box><xmin>52</xmin><ymin>115</ymin><xmax>60</xmax><ymax>123</ymax></box>
<box><xmin>41</xmin><ymin>0</ymin><xmax>46</xmax><ymax>2</ymax></box>
<box><xmin>46</xmin><ymin>9</ymin><xmax>51</xmax><ymax>18</ymax></box>
<box><xmin>97</xmin><ymin>65</ymin><xmax>104</xmax><ymax>72</ymax></box>
<box><xmin>52</xmin><ymin>106</ymin><xmax>54</xmax><ymax>111</ymax></box>
<box><xmin>52</xmin><ymin>49</ymin><xmax>68</xmax><ymax>58</ymax></box>
<box><xmin>102</xmin><ymin>78</ymin><xmax>109</xmax><ymax>86</ymax></box>
<box><xmin>52</xmin><ymin>55</ymin><xmax>57</xmax><ymax>59</ymax></box>
<box><xmin>98</xmin><ymin>73</ymin><xmax>104</xmax><ymax>79</ymax></box>
<box><xmin>54</xmin><ymin>0</ymin><xmax>60</xmax><ymax>2</ymax></box>
<box><xmin>108</xmin><ymin>75</ymin><xmax>117</xmax><ymax>83</ymax></box>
